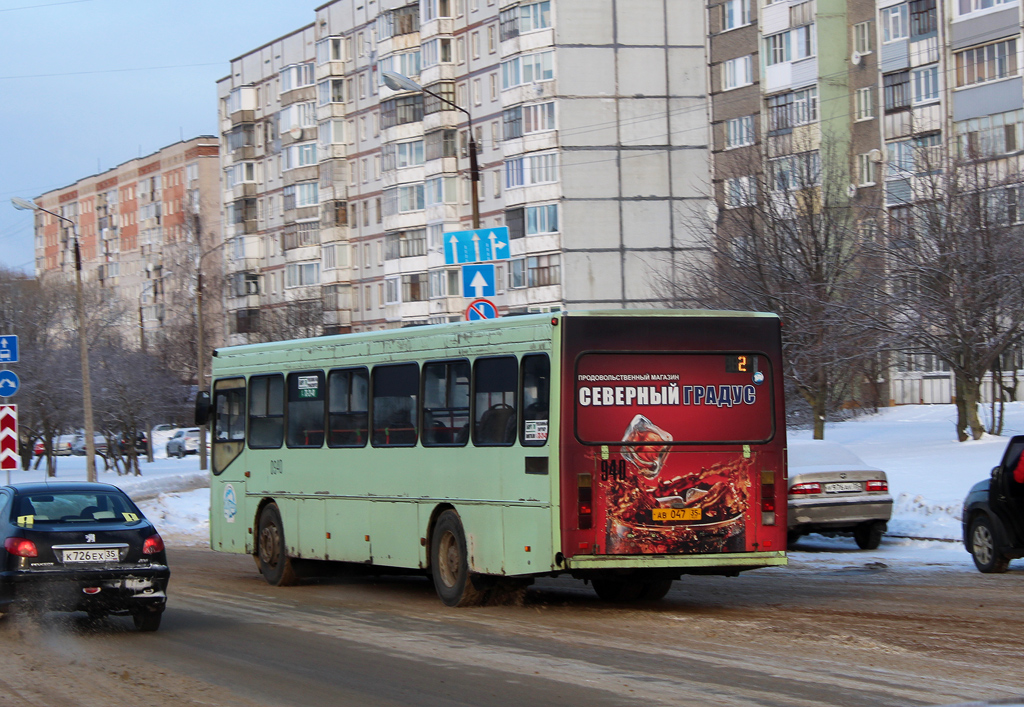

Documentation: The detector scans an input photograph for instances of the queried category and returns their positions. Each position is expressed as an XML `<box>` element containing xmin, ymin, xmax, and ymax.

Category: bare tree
<box><xmin>867</xmin><ymin>144</ymin><xmax>1024</xmax><ymax>440</ymax></box>
<box><xmin>664</xmin><ymin>140</ymin><xmax>882</xmax><ymax>439</ymax></box>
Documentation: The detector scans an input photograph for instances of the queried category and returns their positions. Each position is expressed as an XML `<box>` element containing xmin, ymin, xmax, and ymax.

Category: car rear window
<box><xmin>12</xmin><ymin>492</ymin><xmax>142</xmax><ymax>526</ymax></box>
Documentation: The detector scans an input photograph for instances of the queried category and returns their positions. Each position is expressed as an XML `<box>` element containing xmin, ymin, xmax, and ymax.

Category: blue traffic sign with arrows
<box><xmin>0</xmin><ymin>371</ymin><xmax>19</xmax><ymax>397</ymax></box>
<box><xmin>444</xmin><ymin>227</ymin><xmax>510</xmax><ymax>265</ymax></box>
<box><xmin>0</xmin><ymin>336</ymin><xmax>18</xmax><ymax>364</ymax></box>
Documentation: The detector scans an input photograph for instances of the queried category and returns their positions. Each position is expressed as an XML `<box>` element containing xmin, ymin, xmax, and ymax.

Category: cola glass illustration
<box><xmin>621</xmin><ymin>414</ymin><xmax>672</xmax><ymax>479</ymax></box>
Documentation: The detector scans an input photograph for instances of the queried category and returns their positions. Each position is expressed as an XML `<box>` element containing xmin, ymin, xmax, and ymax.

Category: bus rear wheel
<box><xmin>257</xmin><ymin>503</ymin><xmax>299</xmax><ymax>587</ymax></box>
<box><xmin>431</xmin><ymin>510</ymin><xmax>486</xmax><ymax>607</ymax></box>
<box><xmin>592</xmin><ymin>578</ymin><xmax>672</xmax><ymax>603</ymax></box>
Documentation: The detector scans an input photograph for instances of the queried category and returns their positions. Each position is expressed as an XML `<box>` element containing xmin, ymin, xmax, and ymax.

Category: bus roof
<box><xmin>211</xmin><ymin>309</ymin><xmax>779</xmax><ymax>361</ymax></box>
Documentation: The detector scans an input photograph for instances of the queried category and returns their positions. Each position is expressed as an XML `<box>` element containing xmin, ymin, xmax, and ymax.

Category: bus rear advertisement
<box><xmin>199</xmin><ymin>310</ymin><xmax>787</xmax><ymax>606</ymax></box>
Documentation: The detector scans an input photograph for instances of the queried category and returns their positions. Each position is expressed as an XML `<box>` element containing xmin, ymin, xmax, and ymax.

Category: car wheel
<box><xmin>176</xmin><ymin>448</ymin><xmax>184</xmax><ymax>459</ymax></box>
<box><xmin>133</xmin><ymin>609</ymin><xmax>162</xmax><ymax>632</ymax></box>
<box><xmin>431</xmin><ymin>510</ymin><xmax>487</xmax><ymax>607</ymax></box>
<box><xmin>970</xmin><ymin>515</ymin><xmax>1010</xmax><ymax>573</ymax></box>
<box><xmin>257</xmin><ymin>503</ymin><xmax>299</xmax><ymax>586</ymax></box>
<box><xmin>853</xmin><ymin>521</ymin><xmax>885</xmax><ymax>550</ymax></box>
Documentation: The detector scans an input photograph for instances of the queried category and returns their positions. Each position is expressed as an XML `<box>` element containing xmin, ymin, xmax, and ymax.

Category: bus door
<box><xmin>566</xmin><ymin>350</ymin><xmax>779</xmax><ymax>557</ymax></box>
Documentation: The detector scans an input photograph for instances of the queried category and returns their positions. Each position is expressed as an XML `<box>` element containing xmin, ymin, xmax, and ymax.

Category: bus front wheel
<box><xmin>257</xmin><ymin>503</ymin><xmax>299</xmax><ymax>587</ymax></box>
<box><xmin>431</xmin><ymin>510</ymin><xmax>487</xmax><ymax>607</ymax></box>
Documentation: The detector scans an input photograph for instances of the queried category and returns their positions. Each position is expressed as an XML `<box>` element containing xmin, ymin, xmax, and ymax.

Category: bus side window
<box><xmin>422</xmin><ymin>360</ymin><xmax>470</xmax><ymax>447</ymax></box>
<box><xmin>372</xmin><ymin>363</ymin><xmax>419</xmax><ymax>447</ymax></box>
<box><xmin>287</xmin><ymin>371</ymin><xmax>326</xmax><ymax>448</ymax></box>
<box><xmin>473</xmin><ymin>356</ymin><xmax>517</xmax><ymax>446</ymax></box>
<box><xmin>248</xmin><ymin>375</ymin><xmax>284</xmax><ymax>449</ymax></box>
<box><xmin>521</xmin><ymin>354</ymin><xmax>550</xmax><ymax>447</ymax></box>
<box><xmin>327</xmin><ymin>368</ymin><xmax>369</xmax><ymax>447</ymax></box>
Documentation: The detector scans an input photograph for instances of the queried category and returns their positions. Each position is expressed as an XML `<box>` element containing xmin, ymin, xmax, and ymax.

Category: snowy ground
<box><xmin>7</xmin><ymin>406</ymin><xmax>1022</xmax><ymax>572</ymax></box>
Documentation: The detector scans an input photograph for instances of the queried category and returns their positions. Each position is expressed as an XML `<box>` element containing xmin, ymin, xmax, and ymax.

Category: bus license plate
<box><xmin>652</xmin><ymin>508</ymin><xmax>702</xmax><ymax>522</ymax></box>
<box><xmin>62</xmin><ymin>548</ymin><xmax>119</xmax><ymax>563</ymax></box>
<box><xmin>824</xmin><ymin>482</ymin><xmax>862</xmax><ymax>493</ymax></box>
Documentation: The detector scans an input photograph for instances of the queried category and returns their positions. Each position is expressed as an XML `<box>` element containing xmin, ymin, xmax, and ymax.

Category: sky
<box><xmin>0</xmin><ymin>0</ymin><xmax>318</xmax><ymax>274</ymax></box>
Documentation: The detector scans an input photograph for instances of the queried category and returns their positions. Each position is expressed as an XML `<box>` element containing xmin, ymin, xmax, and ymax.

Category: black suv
<box><xmin>962</xmin><ymin>435</ymin><xmax>1024</xmax><ymax>573</ymax></box>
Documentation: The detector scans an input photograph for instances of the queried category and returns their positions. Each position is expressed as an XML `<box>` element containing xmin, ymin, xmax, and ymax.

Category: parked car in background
<box><xmin>0</xmin><ymin>481</ymin><xmax>169</xmax><ymax>630</ymax></box>
<box><xmin>151</xmin><ymin>424</ymin><xmax>174</xmax><ymax>433</ymax></box>
<box><xmin>117</xmin><ymin>432</ymin><xmax>147</xmax><ymax>455</ymax></box>
<box><xmin>71</xmin><ymin>434</ymin><xmax>108</xmax><ymax>456</ymax></box>
<box><xmin>165</xmin><ymin>428</ymin><xmax>199</xmax><ymax>458</ymax></box>
<box><xmin>962</xmin><ymin>435</ymin><xmax>1024</xmax><ymax>573</ymax></box>
<box><xmin>33</xmin><ymin>436</ymin><xmax>75</xmax><ymax>456</ymax></box>
<box><xmin>787</xmin><ymin>440</ymin><xmax>894</xmax><ymax>549</ymax></box>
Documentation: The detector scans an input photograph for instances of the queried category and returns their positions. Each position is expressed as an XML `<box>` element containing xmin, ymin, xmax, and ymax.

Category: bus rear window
<box><xmin>575</xmin><ymin>353</ymin><xmax>773</xmax><ymax>444</ymax></box>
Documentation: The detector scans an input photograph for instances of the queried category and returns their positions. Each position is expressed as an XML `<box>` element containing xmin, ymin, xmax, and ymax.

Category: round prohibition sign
<box><xmin>465</xmin><ymin>298</ymin><xmax>499</xmax><ymax>321</ymax></box>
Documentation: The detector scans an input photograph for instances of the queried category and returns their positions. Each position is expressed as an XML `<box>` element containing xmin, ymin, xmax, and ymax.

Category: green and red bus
<box><xmin>199</xmin><ymin>310</ymin><xmax>787</xmax><ymax>605</ymax></box>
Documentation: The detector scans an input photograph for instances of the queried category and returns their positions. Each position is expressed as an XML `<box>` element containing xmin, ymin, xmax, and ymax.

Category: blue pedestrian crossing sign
<box><xmin>465</xmin><ymin>298</ymin><xmax>499</xmax><ymax>321</ymax></box>
<box><xmin>0</xmin><ymin>336</ymin><xmax>18</xmax><ymax>364</ymax></box>
<box><xmin>444</xmin><ymin>227</ymin><xmax>510</xmax><ymax>265</ymax></box>
<box><xmin>0</xmin><ymin>371</ymin><xmax>19</xmax><ymax>397</ymax></box>
<box><xmin>461</xmin><ymin>263</ymin><xmax>496</xmax><ymax>298</ymax></box>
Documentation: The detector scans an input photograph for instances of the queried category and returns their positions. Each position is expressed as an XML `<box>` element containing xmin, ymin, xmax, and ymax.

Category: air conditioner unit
<box><xmin>851</xmin><ymin>51</ymin><xmax>862</xmax><ymax>65</ymax></box>
<box><xmin>868</xmin><ymin>148</ymin><xmax>883</xmax><ymax>162</ymax></box>
<box><xmin>847</xmin><ymin>184</ymin><xmax>858</xmax><ymax>198</ymax></box>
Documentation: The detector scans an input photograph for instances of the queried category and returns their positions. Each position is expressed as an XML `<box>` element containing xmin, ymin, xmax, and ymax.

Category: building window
<box><xmin>853</xmin><ymin>20</ymin><xmax>873</xmax><ymax>54</ymax></box>
<box><xmin>527</xmin><ymin>254</ymin><xmax>560</xmax><ymax>287</ymax></box>
<box><xmin>909</xmin><ymin>0</ymin><xmax>936</xmax><ymax>38</ymax></box>
<box><xmin>506</xmin><ymin>207</ymin><xmax>525</xmax><ymax>239</ymax></box>
<box><xmin>401</xmin><ymin>273</ymin><xmax>428</xmax><ymax>302</ymax></box>
<box><xmin>425</xmin><ymin>177</ymin><xmax>458</xmax><ymax>206</ymax></box>
<box><xmin>286</xmin><ymin>262</ymin><xmax>320</xmax><ymax>288</ymax></box>
<box><xmin>504</xmin><ymin>152</ymin><xmax>557</xmax><ymax>188</ymax></box>
<box><xmin>382</xmin><ymin>184</ymin><xmax>425</xmax><ymax>215</ymax></box>
<box><xmin>526</xmin><ymin>204</ymin><xmax>558</xmax><ymax>234</ymax></box>
<box><xmin>422</xmin><ymin>37</ymin><xmax>453</xmax><ymax>67</ymax></box>
<box><xmin>501</xmin><ymin>51</ymin><xmax>553</xmax><ymax>89</ymax></box>
<box><xmin>318</xmin><ymin>79</ymin><xmax>345</xmax><ymax>105</ymax></box>
<box><xmin>523</xmin><ymin>101</ymin><xmax>555</xmax><ymax>133</ymax></box>
<box><xmin>381</xmin><ymin>139</ymin><xmax>425</xmax><ymax>171</ymax></box>
<box><xmin>955</xmin><ymin>39</ymin><xmax>1019</xmax><ymax>87</ymax></box>
<box><xmin>722</xmin><ymin>0</ymin><xmax>749</xmax><ymax>30</ymax></box>
<box><xmin>425</xmin><ymin>129</ymin><xmax>457</xmax><ymax>159</ymax></box>
<box><xmin>281</xmin><ymin>63</ymin><xmax>315</xmax><ymax>92</ymax></box>
<box><xmin>765</xmin><ymin>32</ymin><xmax>789</xmax><ymax>65</ymax></box>
<box><xmin>886</xmin><ymin>139</ymin><xmax>914</xmax><ymax>179</ymax></box>
<box><xmin>956</xmin><ymin>108</ymin><xmax>1024</xmax><ymax>158</ymax></box>
<box><xmin>958</xmin><ymin>0</ymin><xmax>1014</xmax><ymax>15</ymax></box>
<box><xmin>724</xmin><ymin>176</ymin><xmax>756</xmax><ymax>208</ymax></box>
<box><xmin>769</xmin><ymin>151</ymin><xmax>820</xmax><ymax>191</ymax></box>
<box><xmin>912</xmin><ymin>65</ymin><xmax>939</xmax><ymax>103</ymax></box>
<box><xmin>385</xmin><ymin>278</ymin><xmax>400</xmax><ymax>303</ymax></box>
<box><xmin>509</xmin><ymin>258</ymin><xmax>526</xmax><ymax>288</ymax></box>
<box><xmin>722</xmin><ymin>55</ymin><xmax>753</xmax><ymax>90</ymax></box>
<box><xmin>767</xmin><ymin>86</ymin><xmax>818</xmax><ymax>134</ymax></box>
<box><xmin>857</xmin><ymin>153</ymin><xmax>877</xmax><ymax>186</ymax></box>
<box><xmin>883</xmin><ymin>71</ymin><xmax>911</xmax><ymax>112</ymax></box>
<box><xmin>503</xmin><ymin>106</ymin><xmax>523</xmax><ymax>139</ymax></box>
<box><xmin>881</xmin><ymin>4</ymin><xmax>908</xmax><ymax>43</ymax></box>
<box><xmin>423</xmin><ymin>82</ymin><xmax>456</xmax><ymax>114</ymax></box>
<box><xmin>381</xmin><ymin>95</ymin><xmax>424</xmax><ymax>128</ymax></box>
<box><xmin>855</xmin><ymin>87</ymin><xmax>875</xmax><ymax>120</ymax></box>
<box><xmin>725</xmin><ymin>115</ymin><xmax>755</xmax><ymax>148</ymax></box>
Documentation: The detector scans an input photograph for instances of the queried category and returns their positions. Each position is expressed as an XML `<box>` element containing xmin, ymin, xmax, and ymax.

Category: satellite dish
<box><xmin>289</xmin><ymin>126</ymin><xmax>303</xmax><ymax>140</ymax></box>
<box><xmin>851</xmin><ymin>51</ymin><xmax>862</xmax><ymax>65</ymax></box>
<box><xmin>847</xmin><ymin>184</ymin><xmax>858</xmax><ymax>198</ymax></box>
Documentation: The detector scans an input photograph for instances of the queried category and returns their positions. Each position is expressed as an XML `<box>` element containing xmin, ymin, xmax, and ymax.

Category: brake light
<box><xmin>143</xmin><ymin>534</ymin><xmax>165</xmax><ymax>555</ymax></box>
<box><xmin>578</xmin><ymin>473</ymin><xmax>592</xmax><ymax>530</ymax></box>
<box><xmin>760</xmin><ymin>470</ymin><xmax>776</xmax><ymax>525</ymax></box>
<box><xmin>4</xmin><ymin>537</ymin><xmax>38</xmax><ymax>557</ymax></box>
<box><xmin>789</xmin><ymin>482</ymin><xmax>822</xmax><ymax>495</ymax></box>
<box><xmin>866</xmin><ymin>480</ymin><xmax>888</xmax><ymax>492</ymax></box>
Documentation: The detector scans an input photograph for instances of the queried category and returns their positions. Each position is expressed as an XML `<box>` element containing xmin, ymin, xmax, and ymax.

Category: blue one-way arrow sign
<box><xmin>444</xmin><ymin>227</ymin><xmax>510</xmax><ymax>265</ymax></box>
<box><xmin>0</xmin><ymin>336</ymin><xmax>18</xmax><ymax>364</ymax></box>
<box><xmin>0</xmin><ymin>371</ymin><xmax>19</xmax><ymax>397</ymax></box>
<box><xmin>461</xmin><ymin>264</ymin><xmax>496</xmax><ymax>298</ymax></box>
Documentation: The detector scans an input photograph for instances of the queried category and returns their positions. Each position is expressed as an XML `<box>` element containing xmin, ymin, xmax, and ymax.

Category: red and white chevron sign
<box><xmin>0</xmin><ymin>405</ymin><xmax>17</xmax><ymax>471</ymax></box>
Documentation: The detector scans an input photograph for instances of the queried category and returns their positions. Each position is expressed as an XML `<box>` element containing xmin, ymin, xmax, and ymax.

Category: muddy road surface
<box><xmin>1</xmin><ymin>545</ymin><xmax>1021</xmax><ymax>707</ymax></box>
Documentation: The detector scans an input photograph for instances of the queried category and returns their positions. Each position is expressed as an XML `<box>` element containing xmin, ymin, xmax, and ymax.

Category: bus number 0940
<box><xmin>600</xmin><ymin>458</ymin><xmax>627</xmax><ymax>482</ymax></box>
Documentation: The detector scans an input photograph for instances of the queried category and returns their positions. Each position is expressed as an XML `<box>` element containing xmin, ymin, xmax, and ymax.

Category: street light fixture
<box><xmin>382</xmin><ymin>70</ymin><xmax>481</xmax><ymax>229</ymax></box>
<box><xmin>11</xmin><ymin>196</ymin><xmax>98</xmax><ymax>482</ymax></box>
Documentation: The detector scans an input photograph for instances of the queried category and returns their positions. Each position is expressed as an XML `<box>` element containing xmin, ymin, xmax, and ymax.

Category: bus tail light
<box><xmin>578</xmin><ymin>473</ymin><xmax>592</xmax><ymax>530</ymax></box>
<box><xmin>866</xmin><ymin>480</ymin><xmax>888</xmax><ymax>492</ymax></box>
<box><xmin>4</xmin><ymin>537</ymin><xmax>37</xmax><ymax>557</ymax></box>
<box><xmin>789</xmin><ymin>482</ymin><xmax>822</xmax><ymax>495</ymax></box>
<box><xmin>761</xmin><ymin>470</ymin><xmax>776</xmax><ymax>526</ymax></box>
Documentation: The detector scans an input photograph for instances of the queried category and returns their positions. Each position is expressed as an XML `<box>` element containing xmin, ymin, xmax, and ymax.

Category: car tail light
<box><xmin>866</xmin><ymin>480</ymin><xmax>888</xmax><ymax>492</ymax></box>
<box><xmin>789</xmin><ymin>482</ymin><xmax>822</xmax><ymax>495</ymax></box>
<box><xmin>761</xmin><ymin>470</ymin><xmax>776</xmax><ymax>525</ymax></box>
<box><xmin>578</xmin><ymin>473</ymin><xmax>592</xmax><ymax>530</ymax></box>
<box><xmin>143</xmin><ymin>534</ymin><xmax>165</xmax><ymax>555</ymax></box>
<box><xmin>4</xmin><ymin>537</ymin><xmax>38</xmax><ymax>557</ymax></box>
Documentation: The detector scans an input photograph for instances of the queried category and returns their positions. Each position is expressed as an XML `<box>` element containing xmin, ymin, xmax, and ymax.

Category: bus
<box><xmin>198</xmin><ymin>310</ymin><xmax>787</xmax><ymax>606</ymax></box>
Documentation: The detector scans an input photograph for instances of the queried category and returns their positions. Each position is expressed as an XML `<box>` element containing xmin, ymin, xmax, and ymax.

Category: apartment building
<box><xmin>216</xmin><ymin>0</ymin><xmax>713</xmax><ymax>342</ymax></box>
<box><xmin>31</xmin><ymin>137</ymin><xmax>224</xmax><ymax>362</ymax></box>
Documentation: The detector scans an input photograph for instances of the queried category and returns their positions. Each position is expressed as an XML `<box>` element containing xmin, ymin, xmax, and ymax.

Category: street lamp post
<box><xmin>382</xmin><ymin>71</ymin><xmax>481</xmax><ymax>229</ymax></box>
<box><xmin>12</xmin><ymin>196</ymin><xmax>98</xmax><ymax>482</ymax></box>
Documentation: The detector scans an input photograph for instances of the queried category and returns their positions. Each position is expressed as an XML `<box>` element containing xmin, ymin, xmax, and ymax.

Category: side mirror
<box><xmin>194</xmin><ymin>391</ymin><xmax>212</xmax><ymax>426</ymax></box>
<box><xmin>991</xmin><ymin>465</ymin><xmax>1001</xmax><ymax>479</ymax></box>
